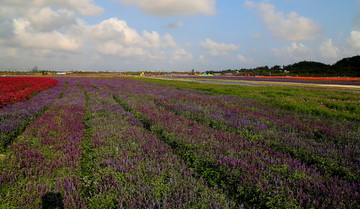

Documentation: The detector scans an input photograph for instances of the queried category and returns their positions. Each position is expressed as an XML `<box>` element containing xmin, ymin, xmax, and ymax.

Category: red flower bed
<box><xmin>257</xmin><ymin>76</ymin><xmax>360</xmax><ymax>81</ymax></box>
<box><xmin>0</xmin><ymin>77</ymin><xmax>58</xmax><ymax>109</ymax></box>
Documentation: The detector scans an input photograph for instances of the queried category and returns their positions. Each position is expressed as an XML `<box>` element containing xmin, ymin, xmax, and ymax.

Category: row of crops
<box><xmin>170</xmin><ymin>75</ymin><xmax>360</xmax><ymax>85</ymax></box>
<box><xmin>0</xmin><ymin>77</ymin><xmax>58</xmax><ymax>109</ymax></box>
<box><xmin>0</xmin><ymin>77</ymin><xmax>359</xmax><ymax>208</ymax></box>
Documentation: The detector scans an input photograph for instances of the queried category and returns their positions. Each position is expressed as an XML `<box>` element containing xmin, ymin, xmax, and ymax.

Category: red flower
<box><xmin>0</xmin><ymin>77</ymin><xmax>58</xmax><ymax>109</ymax></box>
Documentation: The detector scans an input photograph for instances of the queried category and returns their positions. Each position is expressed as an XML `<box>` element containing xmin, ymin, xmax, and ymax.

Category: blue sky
<box><xmin>0</xmin><ymin>0</ymin><xmax>359</xmax><ymax>71</ymax></box>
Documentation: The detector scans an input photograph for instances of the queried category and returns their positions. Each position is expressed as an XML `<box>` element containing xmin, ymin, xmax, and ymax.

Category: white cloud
<box><xmin>83</xmin><ymin>18</ymin><xmax>182</xmax><ymax>58</ymax></box>
<box><xmin>67</xmin><ymin>0</ymin><xmax>104</xmax><ymax>16</ymax></box>
<box><xmin>271</xmin><ymin>42</ymin><xmax>312</xmax><ymax>61</ymax></box>
<box><xmin>0</xmin><ymin>47</ymin><xmax>18</xmax><ymax>58</ymax></box>
<box><xmin>0</xmin><ymin>0</ymin><xmax>103</xmax><ymax>16</ymax></box>
<box><xmin>200</xmin><ymin>38</ymin><xmax>239</xmax><ymax>56</ymax></box>
<box><xmin>120</xmin><ymin>0</ymin><xmax>216</xmax><ymax>16</ymax></box>
<box><xmin>0</xmin><ymin>20</ymin><xmax>13</xmax><ymax>39</ymax></box>
<box><xmin>25</xmin><ymin>8</ymin><xmax>76</xmax><ymax>32</ymax></box>
<box><xmin>0</xmin><ymin>0</ymin><xmax>222</xmax><ymax>70</ymax></box>
<box><xmin>0</xmin><ymin>2</ymin><xmax>97</xmax><ymax>52</ymax></box>
<box><xmin>355</xmin><ymin>16</ymin><xmax>360</xmax><ymax>29</ymax></box>
<box><xmin>143</xmin><ymin>31</ymin><xmax>177</xmax><ymax>48</ymax></box>
<box><xmin>96</xmin><ymin>42</ymin><xmax>147</xmax><ymax>57</ymax></box>
<box><xmin>86</xmin><ymin>18</ymin><xmax>143</xmax><ymax>45</ymax></box>
<box><xmin>8</xmin><ymin>18</ymin><xmax>81</xmax><ymax>52</ymax></box>
<box><xmin>170</xmin><ymin>48</ymin><xmax>193</xmax><ymax>61</ymax></box>
<box><xmin>237</xmin><ymin>54</ymin><xmax>252</xmax><ymax>63</ymax></box>
<box><xmin>251</xmin><ymin>33</ymin><xmax>263</xmax><ymax>40</ymax></box>
<box><xmin>245</xmin><ymin>1</ymin><xmax>320</xmax><ymax>42</ymax></box>
<box><xmin>161</xmin><ymin>34</ymin><xmax>178</xmax><ymax>48</ymax></box>
<box><xmin>0</xmin><ymin>1</ymin><xmax>191</xmax><ymax>69</ymax></box>
<box><xmin>319</xmin><ymin>38</ymin><xmax>339</xmax><ymax>60</ymax></box>
<box><xmin>348</xmin><ymin>30</ymin><xmax>360</xmax><ymax>48</ymax></box>
<box><xmin>164</xmin><ymin>21</ymin><xmax>184</xmax><ymax>29</ymax></box>
<box><xmin>0</xmin><ymin>6</ymin><xmax>24</xmax><ymax>20</ymax></box>
<box><xmin>353</xmin><ymin>2</ymin><xmax>360</xmax><ymax>28</ymax></box>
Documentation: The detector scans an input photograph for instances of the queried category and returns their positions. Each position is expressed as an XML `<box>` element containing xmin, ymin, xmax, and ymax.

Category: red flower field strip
<box><xmin>0</xmin><ymin>77</ymin><xmax>58</xmax><ymax>108</ymax></box>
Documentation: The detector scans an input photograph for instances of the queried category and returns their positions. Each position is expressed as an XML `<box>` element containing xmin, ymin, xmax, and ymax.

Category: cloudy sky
<box><xmin>0</xmin><ymin>0</ymin><xmax>359</xmax><ymax>71</ymax></box>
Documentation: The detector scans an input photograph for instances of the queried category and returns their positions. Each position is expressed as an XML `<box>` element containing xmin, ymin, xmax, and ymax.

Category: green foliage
<box><xmin>206</xmin><ymin>55</ymin><xmax>360</xmax><ymax>76</ymax></box>
<box><xmin>270</xmin><ymin>164</ymin><xmax>288</xmax><ymax>174</ymax></box>
<box><xmin>85</xmin><ymin>192</ymin><xmax>118</xmax><ymax>209</ymax></box>
<box><xmin>131</xmin><ymin>77</ymin><xmax>360</xmax><ymax>121</ymax></box>
<box><xmin>269</xmin><ymin>142</ymin><xmax>359</xmax><ymax>182</ymax></box>
<box><xmin>265</xmin><ymin>188</ymin><xmax>299</xmax><ymax>209</ymax></box>
<box><xmin>332</xmin><ymin>55</ymin><xmax>360</xmax><ymax>77</ymax></box>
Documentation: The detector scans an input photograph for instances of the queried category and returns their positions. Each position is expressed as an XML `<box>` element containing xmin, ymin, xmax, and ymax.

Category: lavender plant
<box><xmin>0</xmin><ymin>79</ymin><xmax>66</xmax><ymax>151</ymax></box>
<box><xmin>1</xmin><ymin>77</ymin><xmax>358</xmax><ymax>209</ymax></box>
<box><xmin>100</xmin><ymin>78</ymin><xmax>359</xmax><ymax>208</ymax></box>
<box><xmin>79</xmin><ymin>81</ymin><xmax>235</xmax><ymax>208</ymax></box>
<box><xmin>0</xmin><ymin>79</ymin><xmax>86</xmax><ymax>208</ymax></box>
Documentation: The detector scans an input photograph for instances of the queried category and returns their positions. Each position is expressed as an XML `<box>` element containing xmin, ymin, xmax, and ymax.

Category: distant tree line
<box><xmin>1</xmin><ymin>55</ymin><xmax>359</xmax><ymax>77</ymax></box>
<box><xmin>206</xmin><ymin>55</ymin><xmax>360</xmax><ymax>77</ymax></box>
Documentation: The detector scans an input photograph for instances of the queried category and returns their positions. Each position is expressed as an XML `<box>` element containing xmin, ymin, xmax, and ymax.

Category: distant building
<box><xmin>31</xmin><ymin>66</ymin><xmax>39</xmax><ymax>72</ymax></box>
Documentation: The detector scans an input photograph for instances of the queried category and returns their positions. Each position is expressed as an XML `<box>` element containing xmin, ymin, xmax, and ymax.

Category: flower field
<box><xmin>170</xmin><ymin>75</ymin><xmax>360</xmax><ymax>86</ymax></box>
<box><xmin>0</xmin><ymin>77</ymin><xmax>58</xmax><ymax>109</ymax></box>
<box><xmin>0</xmin><ymin>77</ymin><xmax>359</xmax><ymax>208</ymax></box>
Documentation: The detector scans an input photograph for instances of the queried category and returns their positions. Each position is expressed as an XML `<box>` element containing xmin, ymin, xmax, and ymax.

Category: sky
<box><xmin>0</xmin><ymin>0</ymin><xmax>359</xmax><ymax>72</ymax></box>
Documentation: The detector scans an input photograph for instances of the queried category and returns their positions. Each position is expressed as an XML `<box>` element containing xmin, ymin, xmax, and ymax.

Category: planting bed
<box><xmin>0</xmin><ymin>77</ymin><xmax>359</xmax><ymax>208</ymax></box>
<box><xmin>0</xmin><ymin>77</ymin><xmax>58</xmax><ymax>109</ymax></box>
<box><xmin>169</xmin><ymin>75</ymin><xmax>360</xmax><ymax>86</ymax></box>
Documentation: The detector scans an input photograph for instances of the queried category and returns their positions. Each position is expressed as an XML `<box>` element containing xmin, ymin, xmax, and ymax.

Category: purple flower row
<box><xmin>172</xmin><ymin>75</ymin><xmax>360</xmax><ymax>86</ymax></box>
<box><xmin>79</xmin><ymin>81</ymin><xmax>235</xmax><ymax>208</ymax></box>
<box><xmin>100</xmin><ymin>78</ymin><xmax>359</xmax><ymax>208</ymax></box>
<box><xmin>0</xmin><ymin>79</ymin><xmax>86</xmax><ymax>208</ymax></box>
<box><xmin>153</xmin><ymin>94</ymin><xmax>360</xmax><ymax>176</ymax></box>
<box><xmin>107</xmin><ymin>78</ymin><xmax>359</xmax><ymax>177</ymax></box>
<box><xmin>0</xmin><ymin>79</ymin><xmax>66</xmax><ymax>151</ymax></box>
<box><xmin>1</xmin><ymin>77</ymin><xmax>358</xmax><ymax>208</ymax></box>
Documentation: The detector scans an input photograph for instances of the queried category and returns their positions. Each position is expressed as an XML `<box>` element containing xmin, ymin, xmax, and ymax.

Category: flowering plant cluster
<box><xmin>0</xmin><ymin>78</ymin><xmax>64</xmax><ymax>151</ymax></box>
<box><xmin>100</xmin><ymin>78</ymin><xmax>359</xmax><ymax>208</ymax></box>
<box><xmin>0</xmin><ymin>77</ymin><xmax>58</xmax><ymax>109</ymax></box>
<box><xmin>172</xmin><ymin>75</ymin><xmax>360</xmax><ymax>85</ymax></box>
<box><xmin>79</xmin><ymin>81</ymin><xmax>234</xmax><ymax>208</ymax></box>
<box><xmin>0</xmin><ymin>77</ymin><xmax>358</xmax><ymax>208</ymax></box>
<box><xmin>1</xmin><ymin>79</ymin><xmax>86</xmax><ymax>208</ymax></box>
